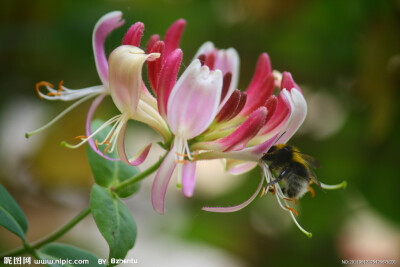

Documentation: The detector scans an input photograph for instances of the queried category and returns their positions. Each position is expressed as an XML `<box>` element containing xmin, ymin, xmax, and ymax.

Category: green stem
<box><xmin>0</xmin><ymin>152</ymin><xmax>167</xmax><ymax>259</ymax></box>
<box><xmin>114</xmin><ymin>154</ymin><xmax>166</xmax><ymax>191</ymax></box>
<box><xmin>0</xmin><ymin>208</ymin><xmax>91</xmax><ymax>258</ymax></box>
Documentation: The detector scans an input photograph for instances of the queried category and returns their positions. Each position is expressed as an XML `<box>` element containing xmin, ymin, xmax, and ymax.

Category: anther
<box><xmin>95</xmin><ymin>140</ymin><xmax>100</xmax><ymax>150</ymax></box>
<box><xmin>260</xmin><ymin>187</ymin><xmax>267</xmax><ymax>198</ymax></box>
<box><xmin>175</xmin><ymin>160</ymin><xmax>187</xmax><ymax>164</ymax></box>
<box><xmin>284</xmin><ymin>206</ymin><xmax>299</xmax><ymax>216</ymax></box>
<box><xmin>268</xmin><ymin>186</ymin><xmax>276</xmax><ymax>195</ymax></box>
<box><xmin>103</xmin><ymin>142</ymin><xmax>112</xmax><ymax>154</ymax></box>
<box><xmin>36</xmin><ymin>81</ymin><xmax>54</xmax><ymax>98</ymax></box>
<box><xmin>47</xmin><ymin>80</ymin><xmax>65</xmax><ymax>96</ymax></box>
<box><xmin>175</xmin><ymin>152</ymin><xmax>190</xmax><ymax>157</ymax></box>
<box><xmin>74</xmin><ymin>135</ymin><xmax>87</xmax><ymax>140</ymax></box>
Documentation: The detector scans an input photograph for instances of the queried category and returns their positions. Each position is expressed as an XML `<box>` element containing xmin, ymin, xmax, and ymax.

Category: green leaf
<box><xmin>90</xmin><ymin>184</ymin><xmax>137</xmax><ymax>262</ymax></box>
<box><xmin>86</xmin><ymin>119</ymin><xmax>140</xmax><ymax>198</ymax></box>
<box><xmin>0</xmin><ymin>183</ymin><xmax>28</xmax><ymax>240</ymax></box>
<box><xmin>37</xmin><ymin>243</ymin><xmax>105</xmax><ymax>267</ymax></box>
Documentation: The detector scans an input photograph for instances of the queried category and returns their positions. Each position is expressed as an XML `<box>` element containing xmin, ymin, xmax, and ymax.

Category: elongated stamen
<box><xmin>320</xmin><ymin>181</ymin><xmax>347</xmax><ymax>190</ymax></box>
<box><xmin>61</xmin><ymin>114</ymin><xmax>122</xmax><ymax>149</ymax></box>
<box><xmin>26</xmin><ymin>94</ymin><xmax>95</xmax><ymax>138</ymax></box>
<box><xmin>36</xmin><ymin>81</ymin><xmax>106</xmax><ymax>101</ymax></box>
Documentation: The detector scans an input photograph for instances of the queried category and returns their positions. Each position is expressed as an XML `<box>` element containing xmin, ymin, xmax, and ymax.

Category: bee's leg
<box><xmin>267</xmin><ymin>167</ymin><xmax>289</xmax><ymax>187</ymax></box>
<box><xmin>307</xmin><ymin>184</ymin><xmax>315</xmax><ymax>197</ymax></box>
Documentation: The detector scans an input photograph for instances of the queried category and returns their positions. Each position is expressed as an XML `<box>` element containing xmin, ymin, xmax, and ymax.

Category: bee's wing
<box><xmin>309</xmin><ymin>169</ymin><xmax>321</xmax><ymax>188</ymax></box>
<box><xmin>296</xmin><ymin>152</ymin><xmax>321</xmax><ymax>169</ymax></box>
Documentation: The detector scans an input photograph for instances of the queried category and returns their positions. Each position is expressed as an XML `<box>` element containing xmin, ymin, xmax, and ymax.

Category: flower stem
<box><xmin>0</xmin><ymin>208</ymin><xmax>91</xmax><ymax>258</ymax></box>
<box><xmin>114</xmin><ymin>153</ymin><xmax>166</xmax><ymax>191</ymax></box>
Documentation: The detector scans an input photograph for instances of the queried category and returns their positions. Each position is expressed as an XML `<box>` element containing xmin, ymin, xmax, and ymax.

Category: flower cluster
<box><xmin>28</xmin><ymin>11</ymin><xmax>345</xmax><ymax>236</ymax></box>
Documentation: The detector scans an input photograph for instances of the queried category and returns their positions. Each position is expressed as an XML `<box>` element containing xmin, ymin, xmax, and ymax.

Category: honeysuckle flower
<box><xmin>27</xmin><ymin>10</ymin><xmax>187</xmax><ymax>166</ymax></box>
<box><xmin>63</xmin><ymin>45</ymin><xmax>165</xmax><ymax>166</ymax></box>
<box><xmin>151</xmin><ymin>43</ymin><xmax>282</xmax><ymax>214</ymax></box>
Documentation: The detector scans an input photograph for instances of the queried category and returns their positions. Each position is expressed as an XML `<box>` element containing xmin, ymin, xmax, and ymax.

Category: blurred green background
<box><xmin>1</xmin><ymin>0</ymin><xmax>399</xmax><ymax>266</ymax></box>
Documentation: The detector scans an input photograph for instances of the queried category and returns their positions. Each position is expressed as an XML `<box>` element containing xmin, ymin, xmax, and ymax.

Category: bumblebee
<box><xmin>262</xmin><ymin>144</ymin><xmax>321</xmax><ymax>199</ymax></box>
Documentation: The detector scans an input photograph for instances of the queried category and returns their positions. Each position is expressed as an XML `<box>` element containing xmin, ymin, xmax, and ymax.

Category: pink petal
<box><xmin>202</xmin><ymin>175</ymin><xmax>264</xmax><ymax>213</ymax></box>
<box><xmin>116</xmin><ymin>119</ymin><xmax>152</xmax><ymax>166</ymax></box>
<box><xmin>163</xmin><ymin>19</ymin><xmax>186</xmax><ymax>60</ymax></box>
<box><xmin>246</xmin><ymin>53</ymin><xmax>272</xmax><ymax>98</ymax></box>
<box><xmin>167</xmin><ymin>60</ymin><xmax>223</xmax><ymax>139</ymax></box>
<box><xmin>264</xmin><ymin>95</ymin><xmax>277</xmax><ymax>124</ymax></box>
<box><xmin>281</xmin><ymin>72</ymin><xmax>301</xmax><ymax>92</ymax></box>
<box><xmin>214</xmin><ymin>48</ymin><xmax>240</xmax><ymax>109</ymax></box>
<box><xmin>194</xmin><ymin>42</ymin><xmax>240</xmax><ymax>109</ymax></box>
<box><xmin>93</xmin><ymin>11</ymin><xmax>125</xmax><ymax>86</ymax></box>
<box><xmin>182</xmin><ymin>161</ymin><xmax>197</xmax><ymax>197</ymax></box>
<box><xmin>241</xmin><ymin>74</ymin><xmax>275</xmax><ymax>116</ymax></box>
<box><xmin>152</xmin><ymin>150</ymin><xmax>177</xmax><ymax>214</ymax></box>
<box><xmin>147</xmin><ymin>41</ymin><xmax>165</xmax><ymax>93</ymax></box>
<box><xmin>259</xmin><ymin>91</ymin><xmax>290</xmax><ymax>135</ymax></box>
<box><xmin>157</xmin><ymin>49</ymin><xmax>183</xmax><ymax>118</ymax></box>
<box><xmin>194</xmin><ymin>42</ymin><xmax>215</xmax><ymax>58</ymax></box>
<box><xmin>218</xmin><ymin>107</ymin><xmax>267</xmax><ymax>151</ymax></box>
<box><xmin>216</xmin><ymin>89</ymin><xmax>241</xmax><ymax>122</ymax></box>
<box><xmin>226</xmin><ymin>160</ymin><xmax>258</xmax><ymax>175</ymax></box>
<box><xmin>122</xmin><ymin>22</ymin><xmax>144</xmax><ymax>46</ymax></box>
<box><xmin>248</xmin><ymin>133</ymin><xmax>280</xmax><ymax>156</ymax></box>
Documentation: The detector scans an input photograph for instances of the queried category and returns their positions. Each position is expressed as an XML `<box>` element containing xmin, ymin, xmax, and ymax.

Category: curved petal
<box><xmin>116</xmin><ymin>119</ymin><xmax>152</xmax><ymax>166</ymax></box>
<box><xmin>226</xmin><ymin>160</ymin><xmax>258</xmax><ymax>175</ymax></box>
<box><xmin>194</xmin><ymin>42</ymin><xmax>240</xmax><ymax>110</ymax></box>
<box><xmin>167</xmin><ymin>59</ymin><xmax>223</xmax><ymax>139</ymax></box>
<box><xmin>108</xmin><ymin>45</ymin><xmax>160</xmax><ymax>114</ymax></box>
<box><xmin>194</xmin><ymin>41</ymin><xmax>216</xmax><ymax>59</ymax></box>
<box><xmin>277</xmin><ymin>88</ymin><xmax>307</xmax><ymax>144</ymax></box>
<box><xmin>214</xmin><ymin>48</ymin><xmax>240</xmax><ymax>109</ymax></box>
<box><xmin>182</xmin><ymin>161</ymin><xmax>197</xmax><ymax>197</ymax></box>
<box><xmin>217</xmin><ymin>107</ymin><xmax>267</xmax><ymax>151</ymax></box>
<box><xmin>93</xmin><ymin>11</ymin><xmax>125</xmax><ymax>86</ymax></box>
<box><xmin>152</xmin><ymin>149</ymin><xmax>177</xmax><ymax>214</ymax></box>
<box><xmin>281</xmin><ymin>72</ymin><xmax>301</xmax><ymax>93</ymax></box>
<box><xmin>85</xmin><ymin>93</ymin><xmax>121</xmax><ymax>161</ymax></box>
<box><xmin>202</xmin><ymin>175</ymin><xmax>264</xmax><ymax>212</ymax></box>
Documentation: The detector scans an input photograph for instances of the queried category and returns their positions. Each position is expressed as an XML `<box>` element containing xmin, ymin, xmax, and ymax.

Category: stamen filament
<box><xmin>320</xmin><ymin>181</ymin><xmax>347</xmax><ymax>190</ymax></box>
<box><xmin>25</xmin><ymin>94</ymin><xmax>94</xmax><ymax>138</ymax></box>
<box><xmin>61</xmin><ymin>114</ymin><xmax>121</xmax><ymax>149</ymax></box>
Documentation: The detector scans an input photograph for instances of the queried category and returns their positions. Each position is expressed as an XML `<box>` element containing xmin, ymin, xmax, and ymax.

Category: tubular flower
<box><xmin>152</xmin><ymin>59</ymin><xmax>223</xmax><ymax>214</ymax></box>
<box><xmin>28</xmin><ymin>10</ymin><xmax>187</xmax><ymax>166</ymax></box>
<box><xmin>62</xmin><ymin>45</ymin><xmax>163</xmax><ymax>166</ymax></box>
<box><xmin>151</xmin><ymin>43</ymin><xmax>276</xmax><ymax>214</ymax></box>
